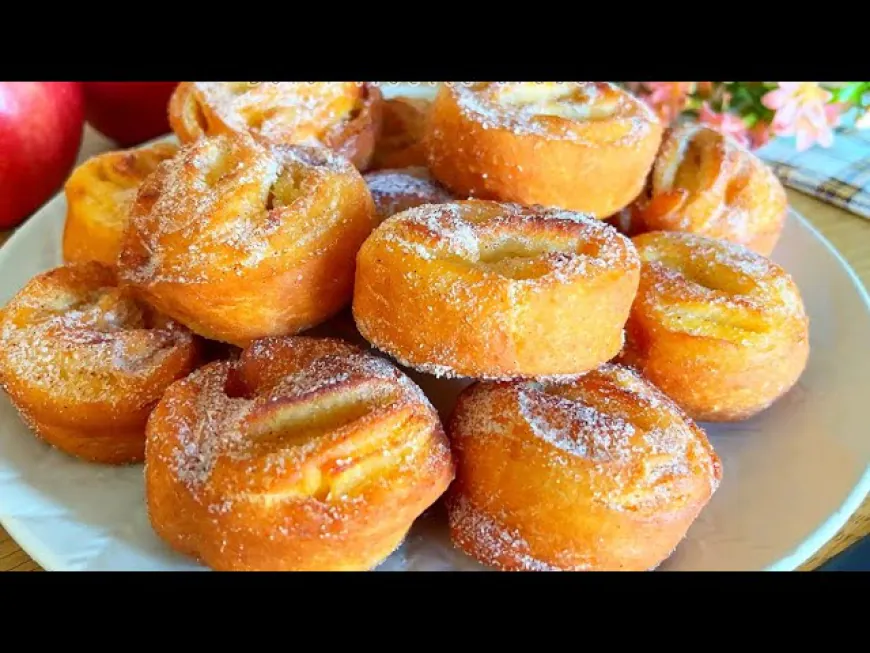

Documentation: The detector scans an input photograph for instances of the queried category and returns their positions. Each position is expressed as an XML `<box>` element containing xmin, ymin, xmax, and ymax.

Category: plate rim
<box><xmin>758</xmin><ymin>211</ymin><xmax>870</xmax><ymax>571</ymax></box>
<box><xmin>0</xmin><ymin>136</ymin><xmax>868</xmax><ymax>572</ymax></box>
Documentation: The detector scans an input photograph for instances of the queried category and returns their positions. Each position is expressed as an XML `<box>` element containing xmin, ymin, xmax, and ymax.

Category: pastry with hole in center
<box><xmin>618</xmin><ymin>230</ymin><xmax>809</xmax><ymax>421</ymax></box>
<box><xmin>144</xmin><ymin>336</ymin><xmax>455</xmax><ymax>571</ymax></box>
<box><xmin>117</xmin><ymin>131</ymin><xmax>378</xmax><ymax>347</ymax></box>
<box><xmin>352</xmin><ymin>200</ymin><xmax>640</xmax><ymax>379</ymax></box>
<box><xmin>424</xmin><ymin>82</ymin><xmax>663</xmax><ymax>217</ymax></box>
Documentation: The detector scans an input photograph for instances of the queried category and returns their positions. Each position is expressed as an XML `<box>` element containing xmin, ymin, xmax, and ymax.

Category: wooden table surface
<box><xmin>0</xmin><ymin>138</ymin><xmax>867</xmax><ymax>570</ymax></box>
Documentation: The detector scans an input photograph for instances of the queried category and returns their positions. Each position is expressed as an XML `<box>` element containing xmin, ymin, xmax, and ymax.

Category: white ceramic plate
<box><xmin>1</xmin><ymin>83</ymin><xmax>869</xmax><ymax>571</ymax></box>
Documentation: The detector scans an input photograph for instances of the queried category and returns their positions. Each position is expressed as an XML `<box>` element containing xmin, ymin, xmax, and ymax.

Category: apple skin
<box><xmin>0</xmin><ymin>82</ymin><xmax>85</xmax><ymax>230</ymax></box>
<box><xmin>83</xmin><ymin>82</ymin><xmax>178</xmax><ymax>147</ymax></box>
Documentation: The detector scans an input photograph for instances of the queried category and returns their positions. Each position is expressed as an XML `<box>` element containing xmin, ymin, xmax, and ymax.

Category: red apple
<box><xmin>83</xmin><ymin>82</ymin><xmax>178</xmax><ymax>147</ymax></box>
<box><xmin>0</xmin><ymin>82</ymin><xmax>85</xmax><ymax>230</ymax></box>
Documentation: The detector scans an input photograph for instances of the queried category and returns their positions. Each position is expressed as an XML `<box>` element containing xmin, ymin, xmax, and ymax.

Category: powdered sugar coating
<box><xmin>63</xmin><ymin>142</ymin><xmax>180</xmax><ymax>266</ymax></box>
<box><xmin>633</xmin><ymin>231</ymin><xmax>807</xmax><ymax>342</ymax></box>
<box><xmin>0</xmin><ymin>262</ymin><xmax>199</xmax><ymax>460</ymax></box>
<box><xmin>447</xmin><ymin>82</ymin><xmax>659</xmax><ymax>146</ymax></box>
<box><xmin>446</xmin><ymin>494</ymin><xmax>564</xmax><ymax>571</ymax></box>
<box><xmin>183</xmin><ymin>82</ymin><xmax>367</xmax><ymax>146</ymax></box>
<box><xmin>152</xmin><ymin>338</ymin><xmax>440</xmax><ymax>500</ymax></box>
<box><xmin>146</xmin><ymin>336</ymin><xmax>455</xmax><ymax>571</ymax></box>
<box><xmin>374</xmin><ymin>200</ymin><xmax>634</xmax><ymax>285</ymax></box>
<box><xmin>363</xmin><ymin>167</ymin><xmax>453</xmax><ymax>222</ymax></box>
<box><xmin>121</xmin><ymin>133</ymin><xmax>359</xmax><ymax>287</ymax></box>
<box><xmin>117</xmin><ymin>131</ymin><xmax>377</xmax><ymax>345</ymax></box>
<box><xmin>454</xmin><ymin>363</ymin><xmax>719</xmax><ymax>511</ymax></box>
<box><xmin>642</xmin><ymin>123</ymin><xmax>788</xmax><ymax>255</ymax></box>
<box><xmin>353</xmin><ymin>200</ymin><xmax>640</xmax><ymax>380</ymax></box>
<box><xmin>446</xmin><ymin>363</ymin><xmax>722</xmax><ymax>571</ymax></box>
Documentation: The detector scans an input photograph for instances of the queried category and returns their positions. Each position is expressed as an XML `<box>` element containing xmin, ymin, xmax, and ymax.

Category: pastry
<box><xmin>423</xmin><ymin>82</ymin><xmax>663</xmax><ymax>217</ymax></box>
<box><xmin>168</xmin><ymin>81</ymin><xmax>383</xmax><ymax>170</ymax></box>
<box><xmin>145</xmin><ymin>335</ymin><xmax>455</xmax><ymax>571</ymax></box>
<box><xmin>353</xmin><ymin>200</ymin><xmax>640</xmax><ymax>379</ymax></box>
<box><xmin>619</xmin><ymin>231</ymin><xmax>809</xmax><ymax>421</ymax></box>
<box><xmin>445</xmin><ymin>363</ymin><xmax>722</xmax><ymax>571</ymax></box>
<box><xmin>62</xmin><ymin>142</ymin><xmax>178</xmax><ymax>267</ymax></box>
<box><xmin>633</xmin><ymin>124</ymin><xmax>788</xmax><ymax>255</ymax></box>
<box><xmin>369</xmin><ymin>95</ymin><xmax>431</xmax><ymax>170</ymax></box>
<box><xmin>0</xmin><ymin>261</ymin><xmax>200</xmax><ymax>464</ymax></box>
<box><xmin>117</xmin><ymin>131</ymin><xmax>378</xmax><ymax>346</ymax></box>
<box><xmin>363</xmin><ymin>166</ymin><xmax>453</xmax><ymax>222</ymax></box>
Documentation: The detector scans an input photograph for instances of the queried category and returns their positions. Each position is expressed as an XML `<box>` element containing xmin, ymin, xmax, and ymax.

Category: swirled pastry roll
<box><xmin>636</xmin><ymin>124</ymin><xmax>788</xmax><ymax>256</ymax></box>
<box><xmin>446</xmin><ymin>363</ymin><xmax>722</xmax><ymax>571</ymax></box>
<box><xmin>145</xmin><ymin>336</ymin><xmax>454</xmax><ymax>571</ymax></box>
<box><xmin>118</xmin><ymin>131</ymin><xmax>378</xmax><ymax>346</ymax></box>
<box><xmin>352</xmin><ymin>200</ymin><xmax>640</xmax><ymax>379</ymax></box>
<box><xmin>0</xmin><ymin>262</ymin><xmax>200</xmax><ymax>464</ymax></box>
<box><xmin>619</xmin><ymin>231</ymin><xmax>809</xmax><ymax>421</ymax></box>
<box><xmin>63</xmin><ymin>142</ymin><xmax>178</xmax><ymax>268</ymax></box>
<box><xmin>424</xmin><ymin>82</ymin><xmax>663</xmax><ymax>217</ymax></box>
<box><xmin>169</xmin><ymin>82</ymin><xmax>383</xmax><ymax>170</ymax></box>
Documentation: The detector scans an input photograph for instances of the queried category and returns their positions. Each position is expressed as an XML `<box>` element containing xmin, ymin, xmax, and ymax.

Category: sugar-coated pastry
<box><xmin>424</xmin><ymin>82</ymin><xmax>663</xmax><ymax>217</ymax></box>
<box><xmin>62</xmin><ymin>142</ymin><xmax>178</xmax><ymax>268</ymax></box>
<box><xmin>445</xmin><ymin>363</ymin><xmax>722</xmax><ymax>571</ymax></box>
<box><xmin>0</xmin><ymin>262</ymin><xmax>200</xmax><ymax>464</ymax></box>
<box><xmin>633</xmin><ymin>124</ymin><xmax>788</xmax><ymax>256</ymax></box>
<box><xmin>619</xmin><ymin>231</ymin><xmax>809</xmax><ymax>422</ymax></box>
<box><xmin>168</xmin><ymin>81</ymin><xmax>383</xmax><ymax>170</ymax></box>
<box><xmin>369</xmin><ymin>96</ymin><xmax>431</xmax><ymax>170</ymax></box>
<box><xmin>364</xmin><ymin>166</ymin><xmax>453</xmax><ymax>222</ymax></box>
<box><xmin>145</xmin><ymin>336</ymin><xmax>455</xmax><ymax>571</ymax></box>
<box><xmin>353</xmin><ymin>200</ymin><xmax>640</xmax><ymax>379</ymax></box>
<box><xmin>118</xmin><ymin>131</ymin><xmax>378</xmax><ymax>347</ymax></box>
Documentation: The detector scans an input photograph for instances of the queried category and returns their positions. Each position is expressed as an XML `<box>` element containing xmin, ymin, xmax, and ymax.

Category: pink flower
<box><xmin>762</xmin><ymin>82</ymin><xmax>843</xmax><ymax>151</ymax></box>
<box><xmin>698</xmin><ymin>101</ymin><xmax>750</xmax><ymax>146</ymax></box>
<box><xmin>642</xmin><ymin>82</ymin><xmax>693</xmax><ymax>124</ymax></box>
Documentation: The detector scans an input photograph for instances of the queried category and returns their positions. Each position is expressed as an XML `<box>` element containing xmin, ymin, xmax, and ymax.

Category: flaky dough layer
<box><xmin>424</xmin><ymin>82</ymin><xmax>663</xmax><ymax>217</ymax></box>
<box><xmin>446</xmin><ymin>363</ymin><xmax>722</xmax><ymax>571</ymax></box>
<box><xmin>353</xmin><ymin>200</ymin><xmax>640</xmax><ymax>379</ymax></box>
<box><xmin>145</xmin><ymin>336</ymin><xmax>454</xmax><ymax>571</ymax></box>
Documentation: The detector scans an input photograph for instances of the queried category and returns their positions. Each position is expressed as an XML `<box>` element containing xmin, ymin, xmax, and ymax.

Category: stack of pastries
<box><xmin>0</xmin><ymin>81</ymin><xmax>810</xmax><ymax>572</ymax></box>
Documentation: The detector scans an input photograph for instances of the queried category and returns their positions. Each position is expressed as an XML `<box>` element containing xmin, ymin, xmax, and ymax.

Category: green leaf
<box><xmin>833</xmin><ymin>82</ymin><xmax>867</xmax><ymax>105</ymax></box>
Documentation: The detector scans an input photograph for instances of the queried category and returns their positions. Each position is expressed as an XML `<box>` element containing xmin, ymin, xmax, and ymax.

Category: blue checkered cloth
<box><xmin>757</xmin><ymin>127</ymin><xmax>870</xmax><ymax>219</ymax></box>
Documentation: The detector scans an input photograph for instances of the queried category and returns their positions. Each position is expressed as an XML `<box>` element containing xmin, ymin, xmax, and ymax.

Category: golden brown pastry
<box><xmin>446</xmin><ymin>363</ymin><xmax>722</xmax><ymax>571</ymax></box>
<box><xmin>353</xmin><ymin>200</ymin><xmax>640</xmax><ymax>379</ymax></box>
<box><xmin>0</xmin><ymin>262</ymin><xmax>200</xmax><ymax>464</ymax></box>
<box><xmin>633</xmin><ymin>124</ymin><xmax>788</xmax><ymax>256</ymax></box>
<box><xmin>145</xmin><ymin>335</ymin><xmax>455</xmax><ymax>571</ymax></box>
<box><xmin>117</xmin><ymin>131</ymin><xmax>378</xmax><ymax>347</ymax></box>
<box><xmin>619</xmin><ymin>231</ymin><xmax>809</xmax><ymax>421</ymax></box>
<box><xmin>168</xmin><ymin>82</ymin><xmax>383</xmax><ymax>170</ymax></box>
<box><xmin>369</xmin><ymin>96</ymin><xmax>431</xmax><ymax>170</ymax></box>
<box><xmin>424</xmin><ymin>82</ymin><xmax>663</xmax><ymax>217</ymax></box>
<box><xmin>62</xmin><ymin>142</ymin><xmax>178</xmax><ymax>267</ymax></box>
<box><xmin>363</xmin><ymin>166</ymin><xmax>453</xmax><ymax>222</ymax></box>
